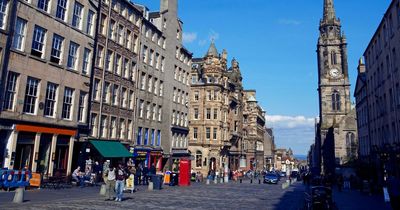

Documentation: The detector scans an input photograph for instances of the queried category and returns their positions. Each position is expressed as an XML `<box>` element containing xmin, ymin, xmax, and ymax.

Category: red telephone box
<box><xmin>178</xmin><ymin>159</ymin><xmax>191</xmax><ymax>186</ymax></box>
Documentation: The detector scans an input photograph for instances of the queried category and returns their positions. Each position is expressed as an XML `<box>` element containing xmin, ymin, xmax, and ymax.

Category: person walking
<box><xmin>143</xmin><ymin>165</ymin><xmax>149</xmax><ymax>185</ymax></box>
<box><xmin>115</xmin><ymin>163</ymin><xmax>126</xmax><ymax>202</ymax></box>
<box><xmin>136</xmin><ymin>164</ymin><xmax>142</xmax><ymax>185</ymax></box>
<box><xmin>105</xmin><ymin>165</ymin><xmax>116</xmax><ymax>201</ymax></box>
<box><xmin>93</xmin><ymin>161</ymin><xmax>102</xmax><ymax>184</ymax></box>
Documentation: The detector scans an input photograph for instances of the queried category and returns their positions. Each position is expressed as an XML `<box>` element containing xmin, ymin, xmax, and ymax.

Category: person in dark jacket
<box><xmin>135</xmin><ymin>164</ymin><xmax>142</xmax><ymax>185</ymax></box>
<box><xmin>150</xmin><ymin>163</ymin><xmax>156</xmax><ymax>175</ymax></box>
<box><xmin>142</xmin><ymin>166</ymin><xmax>149</xmax><ymax>185</ymax></box>
<box><xmin>93</xmin><ymin>161</ymin><xmax>102</xmax><ymax>184</ymax></box>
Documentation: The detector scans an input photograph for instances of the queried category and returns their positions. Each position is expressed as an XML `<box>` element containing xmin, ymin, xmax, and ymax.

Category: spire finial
<box><xmin>205</xmin><ymin>41</ymin><xmax>218</xmax><ymax>58</ymax></box>
<box><xmin>323</xmin><ymin>0</ymin><xmax>336</xmax><ymax>21</ymax></box>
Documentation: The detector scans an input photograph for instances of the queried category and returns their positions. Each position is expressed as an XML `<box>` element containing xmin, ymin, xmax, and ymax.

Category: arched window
<box><xmin>331</xmin><ymin>91</ymin><xmax>341</xmax><ymax>111</ymax></box>
<box><xmin>196</xmin><ymin>151</ymin><xmax>202</xmax><ymax>168</ymax></box>
<box><xmin>331</xmin><ymin>51</ymin><xmax>337</xmax><ymax>65</ymax></box>
<box><xmin>346</xmin><ymin>132</ymin><xmax>356</xmax><ymax>158</ymax></box>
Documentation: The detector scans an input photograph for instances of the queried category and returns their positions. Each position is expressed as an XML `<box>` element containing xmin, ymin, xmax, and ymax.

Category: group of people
<box><xmin>102</xmin><ymin>159</ymin><xmax>157</xmax><ymax>202</ymax></box>
<box><xmin>71</xmin><ymin>159</ymin><xmax>102</xmax><ymax>187</ymax></box>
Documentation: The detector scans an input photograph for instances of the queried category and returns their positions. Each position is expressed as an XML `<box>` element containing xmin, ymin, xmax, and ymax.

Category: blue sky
<box><xmin>136</xmin><ymin>0</ymin><xmax>390</xmax><ymax>155</ymax></box>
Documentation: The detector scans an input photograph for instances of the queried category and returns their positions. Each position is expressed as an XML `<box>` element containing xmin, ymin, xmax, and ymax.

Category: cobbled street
<box><xmin>1</xmin><ymin>181</ymin><xmax>305</xmax><ymax>210</ymax></box>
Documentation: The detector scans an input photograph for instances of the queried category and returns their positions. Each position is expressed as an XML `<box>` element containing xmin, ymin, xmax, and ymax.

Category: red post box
<box><xmin>178</xmin><ymin>159</ymin><xmax>191</xmax><ymax>186</ymax></box>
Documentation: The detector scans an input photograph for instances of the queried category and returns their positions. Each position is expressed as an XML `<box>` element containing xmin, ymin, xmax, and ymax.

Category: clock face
<box><xmin>329</xmin><ymin>68</ymin><xmax>340</xmax><ymax>78</ymax></box>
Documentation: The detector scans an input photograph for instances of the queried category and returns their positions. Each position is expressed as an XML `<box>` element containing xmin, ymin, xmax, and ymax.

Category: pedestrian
<box><xmin>93</xmin><ymin>161</ymin><xmax>102</xmax><ymax>184</ymax></box>
<box><xmin>143</xmin><ymin>165</ymin><xmax>149</xmax><ymax>185</ymax></box>
<box><xmin>150</xmin><ymin>163</ymin><xmax>156</xmax><ymax>175</ymax></box>
<box><xmin>105</xmin><ymin>165</ymin><xmax>116</xmax><ymax>201</ymax></box>
<box><xmin>135</xmin><ymin>164</ymin><xmax>142</xmax><ymax>185</ymax></box>
<box><xmin>115</xmin><ymin>163</ymin><xmax>126</xmax><ymax>202</ymax></box>
<box><xmin>129</xmin><ymin>165</ymin><xmax>136</xmax><ymax>191</ymax></box>
<box><xmin>387</xmin><ymin>174</ymin><xmax>400</xmax><ymax>210</ymax></box>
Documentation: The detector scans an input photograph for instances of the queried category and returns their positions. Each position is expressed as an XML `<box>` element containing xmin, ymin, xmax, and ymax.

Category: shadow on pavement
<box><xmin>272</xmin><ymin>181</ymin><xmax>306</xmax><ymax>210</ymax></box>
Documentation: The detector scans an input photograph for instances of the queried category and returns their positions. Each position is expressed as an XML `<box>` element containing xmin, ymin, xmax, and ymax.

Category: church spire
<box><xmin>205</xmin><ymin>40</ymin><xmax>219</xmax><ymax>58</ymax></box>
<box><xmin>323</xmin><ymin>0</ymin><xmax>336</xmax><ymax>22</ymax></box>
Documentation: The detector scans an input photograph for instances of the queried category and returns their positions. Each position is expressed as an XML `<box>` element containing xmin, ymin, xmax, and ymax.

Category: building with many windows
<box><xmin>242</xmin><ymin>90</ymin><xmax>266</xmax><ymax>171</ymax></box>
<box><xmin>133</xmin><ymin>0</ymin><xmax>191</xmax><ymax>171</ymax></box>
<box><xmin>86</xmin><ymin>0</ymin><xmax>140</xmax><ymax>165</ymax></box>
<box><xmin>188</xmin><ymin>42</ymin><xmax>245</xmax><ymax>176</ymax></box>
<box><xmin>355</xmin><ymin>0</ymin><xmax>400</xmax><ymax>187</ymax></box>
<box><xmin>0</xmin><ymin>0</ymin><xmax>97</xmax><ymax>176</ymax></box>
<box><xmin>264</xmin><ymin>127</ymin><xmax>276</xmax><ymax>171</ymax></box>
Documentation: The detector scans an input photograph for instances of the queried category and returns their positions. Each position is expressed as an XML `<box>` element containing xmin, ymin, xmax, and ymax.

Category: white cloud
<box><xmin>278</xmin><ymin>19</ymin><xmax>302</xmax><ymax>26</ymax></box>
<box><xmin>266</xmin><ymin>115</ymin><xmax>315</xmax><ymax>129</ymax></box>
<box><xmin>265</xmin><ymin>115</ymin><xmax>317</xmax><ymax>155</ymax></box>
<box><xmin>182</xmin><ymin>32</ymin><xmax>197</xmax><ymax>43</ymax></box>
<box><xmin>198</xmin><ymin>39</ymin><xmax>207</xmax><ymax>46</ymax></box>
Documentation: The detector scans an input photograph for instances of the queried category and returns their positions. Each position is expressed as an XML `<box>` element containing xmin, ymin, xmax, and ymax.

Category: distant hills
<box><xmin>294</xmin><ymin>154</ymin><xmax>307</xmax><ymax>160</ymax></box>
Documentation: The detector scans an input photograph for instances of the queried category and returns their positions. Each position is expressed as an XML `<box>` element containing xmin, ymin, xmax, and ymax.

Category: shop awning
<box><xmin>90</xmin><ymin>140</ymin><xmax>132</xmax><ymax>158</ymax></box>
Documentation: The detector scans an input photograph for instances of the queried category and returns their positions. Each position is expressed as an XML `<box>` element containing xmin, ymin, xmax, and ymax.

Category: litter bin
<box><xmin>152</xmin><ymin>175</ymin><xmax>163</xmax><ymax>190</ymax></box>
<box><xmin>169</xmin><ymin>173</ymin><xmax>179</xmax><ymax>186</ymax></box>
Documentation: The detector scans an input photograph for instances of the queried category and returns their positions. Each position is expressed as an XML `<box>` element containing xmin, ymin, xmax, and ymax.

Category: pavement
<box><xmin>0</xmin><ymin>179</ymin><xmax>306</xmax><ymax>210</ymax></box>
<box><xmin>333</xmin><ymin>187</ymin><xmax>392</xmax><ymax>210</ymax></box>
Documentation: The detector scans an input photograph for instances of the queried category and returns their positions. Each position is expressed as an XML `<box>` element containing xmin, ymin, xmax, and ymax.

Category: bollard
<box><xmin>259</xmin><ymin>179</ymin><xmax>261</xmax><ymax>184</ymax></box>
<box><xmin>220</xmin><ymin>177</ymin><xmax>224</xmax><ymax>184</ymax></box>
<box><xmin>13</xmin><ymin>187</ymin><xmax>24</xmax><ymax>203</ymax></box>
<box><xmin>250</xmin><ymin>179</ymin><xmax>253</xmax><ymax>184</ymax></box>
<box><xmin>206</xmin><ymin>179</ymin><xmax>210</xmax><ymax>185</ymax></box>
<box><xmin>99</xmin><ymin>184</ymin><xmax>106</xmax><ymax>195</ymax></box>
<box><xmin>214</xmin><ymin>178</ymin><xmax>217</xmax><ymax>184</ymax></box>
<box><xmin>240</xmin><ymin>179</ymin><xmax>242</xmax><ymax>184</ymax></box>
<box><xmin>148</xmin><ymin>182</ymin><xmax>153</xmax><ymax>191</ymax></box>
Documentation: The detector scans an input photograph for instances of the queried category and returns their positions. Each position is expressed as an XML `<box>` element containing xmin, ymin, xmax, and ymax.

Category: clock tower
<box><xmin>316</xmin><ymin>0</ymin><xmax>356</xmax><ymax>174</ymax></box>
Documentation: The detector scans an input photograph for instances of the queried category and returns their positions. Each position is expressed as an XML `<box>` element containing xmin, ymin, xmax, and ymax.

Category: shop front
<box><xmin>76</xmin><ymin>140</ymin><xmax>132</xmax><ymax>168</ymax></box>
<box><xmin>171</xmin><ymin>149</ymin><xmax>191</xmax><ymax>173</ymax></box>
<box><xmin>132</xmin><ymin>148</ymin><xmax>151</xmax><ymax>167</ymax></box>
<box><xmin>3</xmin><ymin>124</ymin><xmax>76</xmax><ymax>177</ymax></box>
<box><xmin>150</xmin><ymin>150</ymin><xmax>163</xmax><ymax>172</ymax></box>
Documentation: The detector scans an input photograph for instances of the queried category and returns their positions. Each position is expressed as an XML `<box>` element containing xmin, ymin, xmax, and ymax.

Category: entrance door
<box><xmin>53</xmin><ymin>136</ymin><xmax>69</xmax><ymax>175</ymax></box>
<box><xmin>37</xmin><ymin>134</ymin><xmax>52</xmax><ymax>174</ymax></box>
<box><xmin>14</xmin><ymin>132</ymin><xmax>35</xmax><ymax>170</ymax></box>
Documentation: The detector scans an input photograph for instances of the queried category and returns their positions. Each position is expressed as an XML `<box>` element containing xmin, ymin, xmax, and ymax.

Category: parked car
<box><xmin>264</xmin><ymin>173</ymin><xmax>279</xmax><ymax>184</ymax></box>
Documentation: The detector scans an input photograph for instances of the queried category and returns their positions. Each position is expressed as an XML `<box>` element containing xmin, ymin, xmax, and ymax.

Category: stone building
<box><xmin>242</xmin><ymin>90</ymin><xmax>265</xmax><ymax>171</ymax></box>
<box><xmin>316</xmin><ymin>0</ymin><xmax>357</xmax><ymax>175</ymax></box>
<box><xmin>188</xmin><ymin>42</ymin><xmax>244</xmax><ymax>176</ymax></box>
<box><xmin>0</xmin><ymin>0</ymin><xmax>97</xmax><ymax>176</ymax></box>
<box><xmin>264</xmin><ymin>127</ymin><xmax>276</xmax><ymax>171</ymax></box>
<box><xmin>135</xmin><ymin>0</ymin><xmax>192</xmax><ymax>171</ymax></box>
<box><xmin>355</xmin><ymin>0</ymin><xmax>400</xmax><ymax>185</ymax></box>
<box><xmin>86</xmin><ymin>0</ymin><xmax>140</xmax><ymax>167</ymax></box>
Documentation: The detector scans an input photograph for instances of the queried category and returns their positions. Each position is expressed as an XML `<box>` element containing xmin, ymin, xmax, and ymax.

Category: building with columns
<box><xmin>188</xmin><ymin>42</ymin><xmax>244</xmax><ymax>176</ymax></box>
<box><xmin>0</xmin><ymin>0</ymin><xmax>97</xmax><ymax>176</ymax></box>
<box><xmin>315</xmin><ymin>0</ymin><xmax>357</xmax><ymax>175</ymax></box>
